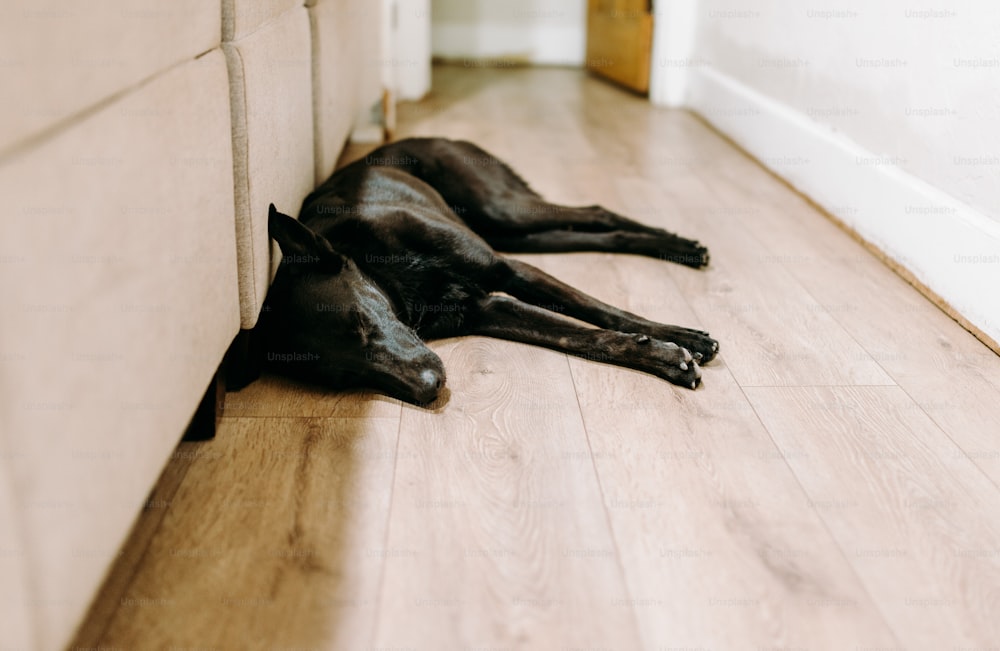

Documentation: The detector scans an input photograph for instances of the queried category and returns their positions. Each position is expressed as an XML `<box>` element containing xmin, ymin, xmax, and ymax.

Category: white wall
<box><xmin>431</xmin><ymin>0</ymin><xmax>586</xmax><ymax>66</ymax></box>
<box><xmin>390</xmin><ymin>0</ymin><xmax>433</xmax><ymax>101</ymax></box>
<box><xmin>651</xmin><ymin>0</ymin><xmax>1000</xmax><ymax>346</ymax></box>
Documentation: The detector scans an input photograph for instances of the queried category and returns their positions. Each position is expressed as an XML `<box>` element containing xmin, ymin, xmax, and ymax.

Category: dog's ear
<box><xmin>268</xmin><ymin>203</ymin><xmax>345</xmax><ymax>272</ymax></box>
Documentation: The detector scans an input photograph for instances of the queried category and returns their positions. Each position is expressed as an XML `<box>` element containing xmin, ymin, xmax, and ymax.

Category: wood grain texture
<box><xmin>94</xmin><ymin>416</ymin><xmax>400</xmax><ymax>650</ymax></box>
<box><xmin>68</xmin><ymin>445</ymin><xmax>197</xmax><ymax>648</ymax></box>
<box><xmin>223</xmin><ymin>372</ymin><xmax>402</xmax><ymax>419</ymax></box>
<box><xmin>372</xmin><ymin>336</ymin><xmax>643</xmax><ymax>649</ymax></box>
<box><xmin>78</xmin><ymin>66</ymin><xmax>1000</xmax><ymax>651</ymax></box>
<box><xmin>525</xmin><ymin>204</ymin><xmax>900</xmax><ymax>648</ymax></box>
<box><xmin>701</xmin><ymin>150</ymin><xmax>1000</xmax><ymax>485</ymax></box>
<box><xmin>578</xmin><ymin>384</ymin><xmax>904</xmax><ymax>650</ymax></box>
<box><xmin>745</xmin><ymin>386</ymin><xmax>1000</xmax><ymax>648</ymax></box>
<box><xmin>639</xmin><ymin>171</ymin><xmax>897</xmax><ymax>388</ymax></box>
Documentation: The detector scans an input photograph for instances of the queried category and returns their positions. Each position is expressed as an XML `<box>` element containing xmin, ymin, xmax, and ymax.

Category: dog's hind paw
<box><xmin>696</xmin><ymin>245</ymin><xmax>711</xmax><ymax>268</ymax></box>
<box><xmin>660</xmin><ymin>239</ymin><xmax>710</xmax><ymax>269</ymax></box>
<box><xmin>679</xmin><ymin>241</ymin><xmax>710</xmax><ymax>269</ymax></box>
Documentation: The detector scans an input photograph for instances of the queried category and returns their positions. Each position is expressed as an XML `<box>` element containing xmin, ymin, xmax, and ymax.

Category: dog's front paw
<box><xmin>639</xmin><ymin>336</ymin><xmax>703</xmax><ymax>389</ymax></box>
<box><xmin>648</xmin><ymin>327</ymin><xmax>719</xmax><ymax>364</ymax></box>
<box><xmin>684</xmin><ymin>332</ymin><xmax>719</xmax><ymax>364</ymax></box>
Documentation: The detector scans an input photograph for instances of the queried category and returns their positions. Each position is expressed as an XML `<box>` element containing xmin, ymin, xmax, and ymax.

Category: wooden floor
<box><xmin>74</xmin><ymin>66</ymin><xmax>1000</xmax><ymax>650</ymax></box>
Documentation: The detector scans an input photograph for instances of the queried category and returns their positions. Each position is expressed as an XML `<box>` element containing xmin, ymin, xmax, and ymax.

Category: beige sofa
<box><xmin>0</xmin><ymin>1</ymin><xmax>383</xmax><ymax>648</ymax></box>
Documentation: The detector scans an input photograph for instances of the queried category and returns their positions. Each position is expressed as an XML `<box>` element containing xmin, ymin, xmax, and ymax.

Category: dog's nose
<box><xmin>420</xmin><ymin>368</ymin><xmax>444</xmax><ymax>391</ymax></box>
<box><xmin>413</xmin><ymin>367</ymin><xmax>444</xmax><ymax>404</ymax></box>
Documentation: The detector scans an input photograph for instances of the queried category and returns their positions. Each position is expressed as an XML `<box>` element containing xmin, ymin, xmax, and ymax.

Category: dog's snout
<box><xmin>415</xmin><ymin>367</ymin><xmax>445</xmax><ymax>403</ymax></box>
<box><xmin>420</xmin><ymin>368</ymin><xmax>444</xmax><ymax>391</ymax></box>
<box><xmin>401</xmin><ymin>364</ymin><xmax>445</xmax><ymax>406</ymax></box>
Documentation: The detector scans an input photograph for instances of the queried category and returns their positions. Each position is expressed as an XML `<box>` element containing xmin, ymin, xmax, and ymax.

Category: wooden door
<box><xmin>585</xmin><ymin>0</ymin><xmax>654</xmax><ymax>94</ymax></box>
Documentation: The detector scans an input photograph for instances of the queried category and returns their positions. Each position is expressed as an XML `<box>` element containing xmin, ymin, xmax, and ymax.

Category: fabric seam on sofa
<box><xmin>222</xmin><ymin>42</ymin><xmax>261</xmax><ymax>325</ymax></box>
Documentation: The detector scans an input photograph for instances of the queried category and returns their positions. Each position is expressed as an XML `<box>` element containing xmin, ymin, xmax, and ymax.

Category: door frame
<box><xmin>648</xmin><ymin>0</ymin><xmax>698</xmax><ymax>107</ymax></box>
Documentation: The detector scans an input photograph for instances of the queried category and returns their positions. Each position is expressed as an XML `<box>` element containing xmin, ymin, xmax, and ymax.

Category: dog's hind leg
<box><xmin>466</xmin><ymin>295</ymin><xmax>703</xmax><ymax>389</ymax></box>
<box><xmin>485</xmin><ymin>227</ymin><xmax>710</xmax><ymax>268</ymax></box>
<box><xmin>444</xmin><ymin>188</ymin><xmax>710</xmax><ymax>267</ymax></box>
<box><xmin>497</xmin><ymin>259</ymin><xmax>719</xmax><ymax>362</ymax></box>
<box><xmin>374</xmin><ymin>139</ymin><xmax>709</xmax><ymax>266</ymax></box>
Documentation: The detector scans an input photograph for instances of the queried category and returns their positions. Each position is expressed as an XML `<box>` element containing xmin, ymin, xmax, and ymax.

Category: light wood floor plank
<box><xmin>579</xmin><ymin>384</ymin><xmax>904</xmax><ymax>650</ymax></box>
<box><xmin>541</xmin><ymin>253</ymin><xmax>901</xmax><ymax>649</ymax></box>
<box><xmin>68</xmin><ymin>445</ymin><xmax>196</xmax><ymax>648</ymax></box>
<box><xmin>372</xmin><ymin>337</ymin><xmax>643</xmax><ymax>650</ymax></box>
<box><xmin>697</xmin><ymin>151</ymin><xmax>1000</xmax><ymax>485</ymax></box>
<box><xmin>745</xmin><ymin>385</ymin><xmax>1000</xmax><ymax>648</ymax></box>
<box><xmin>621</xmin><ymin>173</ymin><xmax>896</xmax><ymax>387</ymax></box>
<box><xmin>224</xmin><ymin>373</ymin><xmax>402</xmax><ymax>419</ymax></box>
<box><xmin>96</xmin><ymin>416</ymin><xmax>400</xmax><ymax>650</ymax></box>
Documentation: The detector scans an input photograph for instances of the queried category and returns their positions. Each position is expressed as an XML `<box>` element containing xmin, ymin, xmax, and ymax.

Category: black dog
<box><xmin>262</xmin><ymin>138</ymin><xmax>718</xmax><ymax>405</ymax></box>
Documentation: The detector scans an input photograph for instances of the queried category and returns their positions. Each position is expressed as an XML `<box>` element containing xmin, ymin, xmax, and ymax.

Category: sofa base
<box><xmin>182</xmin><ymin>371</ymin><xmax>226</xmax><ymax>442</ymax></box>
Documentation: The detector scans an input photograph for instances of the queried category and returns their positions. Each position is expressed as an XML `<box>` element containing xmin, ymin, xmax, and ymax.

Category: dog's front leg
<box><xmin>466</xmin><ymin>296</ymin><xmax>703</xmax><ymax>389</ymax></box>
<box><xmin>499</xmin><ymin>259</ymin><xmax>719</xmax><ymax>363</ymax></box>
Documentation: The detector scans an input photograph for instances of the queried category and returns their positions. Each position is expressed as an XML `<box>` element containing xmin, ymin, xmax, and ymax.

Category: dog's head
<box><xmin>263</xmin><ymin>205</ymin><xmax>446</xmax><ymax>405</ymax></box>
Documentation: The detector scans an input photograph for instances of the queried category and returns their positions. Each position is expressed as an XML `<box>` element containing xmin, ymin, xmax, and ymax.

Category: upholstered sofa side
<box><xmin>0</xmin><ymin>51</ymin><xmax>240</xmax><ymax>650</ymax></box>
<box><xmin>224</xmin><ymin>6</ymin><xmax>316</xmax><ymax>329</ymax></box>
<box><xmin>223</xmin><ymin>0</ymin><xmax>304</xmax><ymax>41</ymax></box>
<box><xmin>0</xmin><ymin>461</ymin><xmax>32</xmax><ymax>649</ymax></box>
<box><xmin>0</xmin><ymin>0</ymin><xmax>220</xmax><ymax>154</ymax></box>
<box><xmin>309</xmin><ymin>0</ymin><xmax>385</xmax><ymax>183</ymax></box>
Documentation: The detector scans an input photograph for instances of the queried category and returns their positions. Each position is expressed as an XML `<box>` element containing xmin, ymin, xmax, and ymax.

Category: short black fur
<box><xmin>262</xmin><ymin>137</ymin><xmax>718</xmax><ymax>406</ymax></box>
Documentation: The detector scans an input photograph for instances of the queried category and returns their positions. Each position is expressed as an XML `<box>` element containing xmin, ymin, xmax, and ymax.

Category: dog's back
<box><xmin>262</xmin><ymin>137</ymin><xmax>716</xmax><ymax>404</ymax></box>
<box><xmin>289</xmin><ymin>155</ymin><xmax>503</xmax><ymax>339</ymax></box>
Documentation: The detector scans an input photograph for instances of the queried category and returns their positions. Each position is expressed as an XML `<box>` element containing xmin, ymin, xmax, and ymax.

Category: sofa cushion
<box><xmin>310</xmin><ymin>0</ymin><xmax>383</xmax><ymax>182</ymax></box>
<box><xmin>0</xmin><ymin>460</ymin><xmax>32</xmax><ymax>649</ymax></box>
<box><xmin>0</xmin><ymin>0</ymin><xmax>221</xmax><ymax>154</ymax></box>
<box><xmin>0</xmin><ymin>49</ymin><xmax>240</xmax><ymax>651</ymax></box>
<box><xmin>223</xmin><ymin>0</ymin><xmax>304</xmax><ymax>41</ymax></box>
<box><xmin>225</xmin><ymin>7</ymin><xmax>316</xmax><ymax>328</ymax></box>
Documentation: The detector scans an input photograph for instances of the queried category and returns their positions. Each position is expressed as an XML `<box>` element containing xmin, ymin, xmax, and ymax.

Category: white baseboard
<box><xmin>685</xmin><ymin>66</ymin><xmax>1000</xmax><ymax>349</ymax></box>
